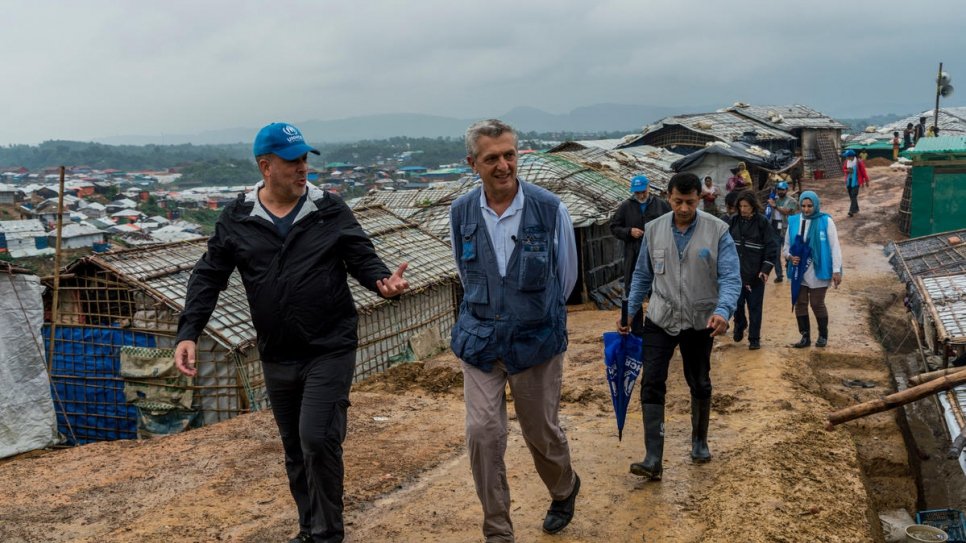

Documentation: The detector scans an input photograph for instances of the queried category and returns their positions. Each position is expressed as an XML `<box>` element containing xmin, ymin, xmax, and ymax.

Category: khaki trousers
<box><xmin>462</xmin><ymin>353</ymin><xmax>576</xmax><ymax>543</ymax></box>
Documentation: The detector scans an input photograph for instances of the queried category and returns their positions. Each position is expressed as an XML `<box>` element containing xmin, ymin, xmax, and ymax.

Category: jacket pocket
<box><xmin>652</xmin><ymin>248</ymin><xmax>666</xmax><ymax>275</ymax></box>
<box><xmin>451</xmin><ymin>317</ymin><xmax>494</xmax><ymax>363</ymax></box>
<box><xmin>518</xmin><ymin>230</ymin><xmax>549</xmax><ymax>292</ymax></box>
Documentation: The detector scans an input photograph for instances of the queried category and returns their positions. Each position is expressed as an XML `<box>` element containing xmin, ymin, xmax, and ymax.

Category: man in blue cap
<box><xmin>174</xmin><ymin>122</ymin><xmax>410</xmax><ymax>543</ymax></box>
<box><xmin>610</xmin><ymin>174</ymin><xmax>671</xmax><ymax>334</ymax></box>
<box><xmin>767</xmin><ymin>180</ymin><xmax>799</xmax><ymax>283</ymax></box>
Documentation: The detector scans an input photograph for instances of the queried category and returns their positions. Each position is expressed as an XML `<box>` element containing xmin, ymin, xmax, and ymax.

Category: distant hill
<box><xmin>94</xmin><ymin>104</ymin><xmax>713</xmax><ymax>146</ymax></box>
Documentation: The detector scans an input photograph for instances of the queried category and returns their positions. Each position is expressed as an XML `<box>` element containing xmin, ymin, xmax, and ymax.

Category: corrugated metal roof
<box><xmin>919</xmin><ymin>273</ymin><xmax>966</xmax><ymax>343</ymax></box>
<box><xmin>851</xmin><ymin>108</ymin><xmax>966</xmax><ymax>144</ymax></box>
<box><xmin>902</xmin><ymin>135</ymin><xmax>966</xmax><ymax>155</ymax></box>
<box><xmin>72</xmin><ymin>208</ymin><xmax>458</xmax><ymax>349</ymax></box>
<box><xmin>641</xmin><ymin>111</ymin><xmax>795</xmax><ymax>143</ymax></box>
<box><xmin>728</xmin><ymin>104</ymin><xmax>847</xmax><ymax>130</ymax></box>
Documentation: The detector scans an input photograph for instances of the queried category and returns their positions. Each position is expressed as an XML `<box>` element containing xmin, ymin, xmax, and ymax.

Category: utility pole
<box><xmin>934</xmin><ymin>62</ymin><xmax>943</xmax><ymax>133</ymax></box>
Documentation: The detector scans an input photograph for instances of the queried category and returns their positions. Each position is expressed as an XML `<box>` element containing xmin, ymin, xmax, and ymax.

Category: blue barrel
<box><xmin>35</xmin><ymin>236</ymin><xmax>49</xmax><ymax>249</ymax></box>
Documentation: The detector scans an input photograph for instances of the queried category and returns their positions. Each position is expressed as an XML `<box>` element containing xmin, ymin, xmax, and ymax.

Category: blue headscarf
<box><xmin>799</xmin><ymin>191</ymin><xmax>830</xmax><ymax>273</ymax></box>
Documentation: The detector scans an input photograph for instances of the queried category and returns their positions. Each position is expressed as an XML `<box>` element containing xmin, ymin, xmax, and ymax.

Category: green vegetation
<box><xmin>180</xmin><ymin>208</ymin><xmax>221</xmax><ymax>236</ymax></box>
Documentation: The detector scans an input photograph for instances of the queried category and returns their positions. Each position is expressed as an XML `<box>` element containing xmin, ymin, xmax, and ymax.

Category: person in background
<box><xmin>915</xmin><ymin>116</ymin><xmax>927</xmax><ymax>144</ymax></box>
<box><xmin>610</xmin><ymin>174</ymin><xmax>672</xmax><ymax>335</ymax></box>
<box><xmin>701</xmin><ymin>175</ymin><xmax>720</xmax><ymax>216</ymax></box>
<box><xmin>892</xmin><ymin>132</ymin><xmax>901</xmax><ymax>161</ymax></box>
<box><xmin>767</xmin><ymin>181</ymin><xmax>798</xmax><ymax>283</ymax></box>
<box><xmin>841</xmin><ymin>149</ymin><xmax>869</xmax><ymax>217</ymax></box>
<box><xmin>724</xmin><ymin>190</ymin><xmax>740</xmax><ymax>218</ymax></box>
<box><xmin>736</xmin><ymin>161</ymin><xmax>752</xmax><ymax>188</ymax></box>
<box><xmin>728</xmin><ymin>190</ymin><xmax>779</xmax><ymax>350</ymax></box>
<box><xmin>784</xmin><ymin>191</ymin><xmax>843</xmax><ymax>348</ymax></box>
<box><xmin>725</xmin><ymin>167</ymin><xmax>747</xmax><ymax>193</ymax></box>
<box><xmin>175</xmin><ymin>122</ymin><xmax>410</xmax><ymax>543</ymax></box>
<box><xmin>450</xmin><ymin>119</ymin><xmax>581</xmax><ymax>542</ymax></box>
<box><xmin>903</xmin><ymin>123</ymin><xmax>914</xmax><ymax>149</ymax></box>
<box><xmin>619</xmin><ymin>172</ymin><xmax>741</xmax><ymax>480</ymax></box>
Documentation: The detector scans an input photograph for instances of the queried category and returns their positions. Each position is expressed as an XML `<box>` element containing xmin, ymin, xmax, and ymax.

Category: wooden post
<box><xmin>827</xmin><ymin>368</ymin><xmax>966</xmax><ymax>429</ymax></box>
<box><xmin>46</xmin><ymin>166</ymin><xmax>66</xmax><ymax>371</ymax></box>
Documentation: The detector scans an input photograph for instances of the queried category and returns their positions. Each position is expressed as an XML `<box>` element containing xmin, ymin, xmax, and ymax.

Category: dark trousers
<box><xmin>639</xmin><ymin>318</ymin><xmax>714</xmax><ymax>405</ymax></box>
<box><xmin>263</xmin><ymin>350</ymin><xmax>356</xmax><ymax>543</ymax></box>
<box><xmin>733</xmin><ymin>281</ymin><xmax>765</xmax><ymax>341</ymax></box>
<box><xmin>847</xmin><ymin>186</ymin><xmax>860</xmax><ymax>215</ymax></box>
<box><xmin>624</xmin><ymin>277</ymin><xmax>646</xmax><ymax>337</ymax></box>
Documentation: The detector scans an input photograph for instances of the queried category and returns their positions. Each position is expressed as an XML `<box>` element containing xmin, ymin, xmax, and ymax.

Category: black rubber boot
<box><xmin>816</xmin><ymin>316</ymin><xmax>829</xmax><ymax>347</ymax></box>
<box><xmin>630</xmin><ymin>404</ymin><xmax>664</xmax><ymax>480</ymax></box>
<box><xmin>690</xmin><ymin>397</ymin><xmax>712</xmax><ymax>463</ymax></box>
<box><xmin>792</xmin><ymin>315</ymin><xmax>811</xmax><ymax>348</ymax></box>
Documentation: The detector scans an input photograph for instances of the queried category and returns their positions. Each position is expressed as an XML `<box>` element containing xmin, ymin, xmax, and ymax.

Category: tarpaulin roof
<box><xmin>632</xmin><ymin>111</ymin><xmax>796</xmax><ymax>144</ymax></box>
<box><xmin>727</xmin><ymin>104</ymin><xmax>847</xmax><ymax>130</ymax></box>
<box><xmin>670</xmin><ymin>140</ymin><xmax>801</xmax><ymax>173</ymax></box>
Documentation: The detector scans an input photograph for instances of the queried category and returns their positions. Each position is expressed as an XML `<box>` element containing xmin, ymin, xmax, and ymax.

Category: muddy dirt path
<box><xmin>0</xmin><ymin>167</ymin><xmax>914</xmax><ymax>542</ymax></box>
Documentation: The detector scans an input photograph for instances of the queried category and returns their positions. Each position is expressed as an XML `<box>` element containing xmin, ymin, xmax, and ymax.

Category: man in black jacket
<box><xmin>609</xmin><ymin>174</ymin><xmax>671</xmax><ymax>334</ymax></box>
<box><xmin>728</xmin><ymin>190</ymin><xmax>779</xmax><ymax>350</ymax></box>
<box><xmin>174</xmin><ymin>122</ymin><xmax>409</xmax><ymax>543</ymax></box>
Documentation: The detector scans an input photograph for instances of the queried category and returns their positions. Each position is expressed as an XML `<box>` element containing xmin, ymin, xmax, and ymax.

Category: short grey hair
<box><xmin>465</xmin><ymin>119</ymin><xmax>517</xmax><ymax>158</ymax></box>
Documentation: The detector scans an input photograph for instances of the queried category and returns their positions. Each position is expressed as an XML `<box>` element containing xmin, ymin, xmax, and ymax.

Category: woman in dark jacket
<box><xmin>728</xmin><ymin>190</ymin><xmax>780</xmax><ymax>350</ymax></box>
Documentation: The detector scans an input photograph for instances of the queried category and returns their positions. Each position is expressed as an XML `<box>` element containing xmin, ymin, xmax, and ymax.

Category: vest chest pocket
<box><xmin>652</xmin><ymin>248</ymin><xmax>666</xmax><ymax>275</ymax></box>
<box><xmin>464</xmin><ymin>271</ymin><xmax>489</xmax><ymax>304</ymax></box>
<box><xmin>460</xmin><ymin>222</ymin><xmax>479</xmax><ymax>262</ymax></box>
<box><xmin>518</xmin><ymin>230</ymin><xmax>549</xmax><ymax>292</ymax></box>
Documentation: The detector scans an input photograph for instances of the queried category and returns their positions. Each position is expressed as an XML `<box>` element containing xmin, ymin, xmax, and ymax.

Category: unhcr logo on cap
<box><xmin>253</xmin><ymin>122</ymin><xmax>320</xmax><ymax>160</ymax></box>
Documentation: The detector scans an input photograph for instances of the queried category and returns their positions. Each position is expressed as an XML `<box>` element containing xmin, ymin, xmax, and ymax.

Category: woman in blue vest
<box><xmin>783</xmin><ymin>191</ymin><xmax>843</xmax><ymax>347</ymax></box>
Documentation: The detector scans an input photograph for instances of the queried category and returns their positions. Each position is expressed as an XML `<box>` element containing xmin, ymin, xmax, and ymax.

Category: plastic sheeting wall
<box><xmin>43</xmin><ymin>326</ymin><xmax>156</xmax><ymax>444</ymax></box>
<box><xmin>0</xmin><ymin>273</ymin><xmax>58</xmax><ymax>458</ymax></box>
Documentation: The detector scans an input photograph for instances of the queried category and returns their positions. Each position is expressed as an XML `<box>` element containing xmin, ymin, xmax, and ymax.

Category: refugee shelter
<box><xmin>900</xmin><ymin>136</ymin><xmax>966</xmax><ymax>237</ymax></box>
<box><xmin>0</xmin><ymin>261</ymin><xmax>59</xmax><ymax>458</ymax></box>
<box><xmin>727</xmin><ymin>104</ymin><xmax>846</xmax><ymax>180</ymax></box>
<box><xmin>42</xmin><ymin>208</ymin><xmax>459</xmax><ymax>444</ymax></box>
<box><xmin>546</xmin><ymin>144</ymin><xmax>678</xmax><ymax>196</ymax></box>
<box><xmin>670</xmin><ymin>140</ymin><xmax>800</xmax><ymax>198</ymax></box>
<box><xmin>618</xmin><ymin>110</ymin><xmax>796</xmax><ymax>156</ymax></box>
<box><xmin>847</xmin><ymin>108</ymin><xmax>966</xmax><ymax>154</ymax></box>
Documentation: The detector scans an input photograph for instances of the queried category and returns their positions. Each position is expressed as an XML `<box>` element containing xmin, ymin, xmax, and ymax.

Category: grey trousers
<box><xmin>462</xmin><ymin>353</ymin><xmax>577</xmax><ymax>543</ymax></box>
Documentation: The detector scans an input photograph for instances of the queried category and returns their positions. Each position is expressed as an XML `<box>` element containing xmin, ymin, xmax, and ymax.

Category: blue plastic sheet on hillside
<box><xmin>43</xmin><ymin>326</ymin><xmax>156</xmax><ymax>445</ymax></box>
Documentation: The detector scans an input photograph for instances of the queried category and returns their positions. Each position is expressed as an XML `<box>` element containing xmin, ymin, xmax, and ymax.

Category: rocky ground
<box><xmin>0</xmin><ymin>166</ymin><xmax>925</xmax><ymax>542</ymax></box>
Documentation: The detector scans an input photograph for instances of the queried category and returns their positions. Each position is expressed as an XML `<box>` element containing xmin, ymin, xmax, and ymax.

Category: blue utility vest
<box><xmin>450</xmin><ymin>181</ymin><xmax>568</xmax><ymax>374</ymax></box>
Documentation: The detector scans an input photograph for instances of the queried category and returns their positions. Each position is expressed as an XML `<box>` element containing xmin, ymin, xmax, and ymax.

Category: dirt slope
<box><xmin>0</xmin><ymin>167</ymin><xmax>913</xmax><ymax>542</ymax></box>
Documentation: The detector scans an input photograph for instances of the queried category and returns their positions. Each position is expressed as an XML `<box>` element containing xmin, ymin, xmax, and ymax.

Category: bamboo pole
<box><xmin>46</xmin><ymin>166</ymin><xmax>66</xmax><ymax>371</ymax></box>
<box><xmin>910</xmin><ymin>366</ymin><xmax>966</xmax><ymax>386</ymax></box>
<box><xmin>827</xmin><ymin>368</ymin><xmax>966</xmax><ymax>429</ymax></box>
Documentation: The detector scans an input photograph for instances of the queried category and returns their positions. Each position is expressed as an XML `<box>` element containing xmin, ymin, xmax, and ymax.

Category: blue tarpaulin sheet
<box><xmin>43</xmin><ymin>326</ymin><xmax>156</xmax><ymax>444</ymax></box>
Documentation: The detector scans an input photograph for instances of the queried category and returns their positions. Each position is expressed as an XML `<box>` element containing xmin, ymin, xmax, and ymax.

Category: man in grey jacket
<box><xmin>619</xmin><ymin>172</ymin><xmax>741</xmax><ymax>481</ymax></box>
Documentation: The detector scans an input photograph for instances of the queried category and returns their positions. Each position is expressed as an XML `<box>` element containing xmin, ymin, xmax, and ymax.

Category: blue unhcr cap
<box><xmin>253</xmin><ymin>122</ymin><xmax>321</xmax><ymax>160</ymax></box>
<box><xmin>842</xmin><ymin>149</ymin><xmax>856</xmax><ymax>158</ymax></box>
<box><xmin>776</xmin><ymin>181</ymin><xmax>788</xmax><ymax>190</ymax></box>
<box><xmin>630</xmin><ymin>175</ymin><xmax>649</xmax><ymax>193</ymax></box>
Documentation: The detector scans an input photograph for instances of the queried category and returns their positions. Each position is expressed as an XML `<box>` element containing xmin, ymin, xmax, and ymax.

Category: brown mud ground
<box><xmin>0</xmin><ymin>168</ymin><xmax>921</xmax><ymax>542</ymax></box>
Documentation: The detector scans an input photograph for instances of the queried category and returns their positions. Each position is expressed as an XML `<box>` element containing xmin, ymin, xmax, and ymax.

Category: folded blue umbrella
<box><xmin>788</xmin><ymin>232</ymin><xmax>812</xmax><ymax>308</ymax></box>
<box><xmin>602</xmin><ymin>301</ymin><xmax>644</xmax><ymax>441</ymax></box>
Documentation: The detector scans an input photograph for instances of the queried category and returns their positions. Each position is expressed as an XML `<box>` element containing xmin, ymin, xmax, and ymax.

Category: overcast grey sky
<box><xmin>2</xmin><ymin>0</ymin><xmax>964</xmax><ymax>145</ymax></box>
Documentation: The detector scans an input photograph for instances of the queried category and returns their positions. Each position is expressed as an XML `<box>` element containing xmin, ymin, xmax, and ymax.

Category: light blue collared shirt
<box><xmin>627</xmin><ymin>213</ymin><xmax>741</xmax><ymax>322</ymax></box>
<box><xmin>450</xmin><ymin>182</ymin><xmax>578</xmax><ymax>301</ymax></box>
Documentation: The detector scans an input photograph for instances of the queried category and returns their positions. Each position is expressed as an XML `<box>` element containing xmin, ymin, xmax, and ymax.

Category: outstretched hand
<box><xmin>377</xmin><ymin>262</ymin><xmax>410</xmax><ymax>298</ymax></box>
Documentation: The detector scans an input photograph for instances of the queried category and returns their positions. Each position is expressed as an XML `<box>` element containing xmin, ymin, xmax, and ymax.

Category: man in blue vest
<box><xmin>619</xmin><ymin>172</ymin><xmax>741</xmax><ymax>481</ymax></box>
<box><xmin>450</xmin><ymin>119</ymin><xmax>580</xmax><ymax>542</ymax></box>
